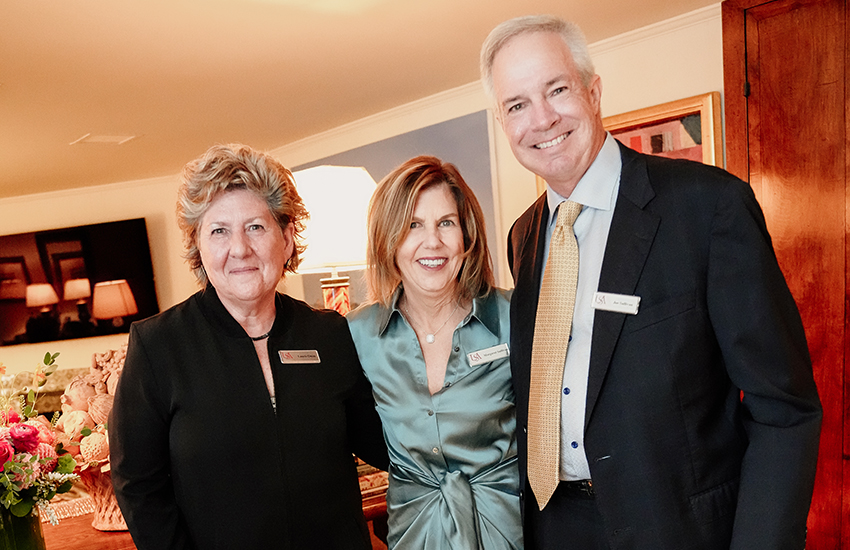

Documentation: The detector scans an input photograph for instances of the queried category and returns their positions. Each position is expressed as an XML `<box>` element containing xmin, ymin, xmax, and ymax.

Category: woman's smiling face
<box><xmin>198</xmin><ymin>188</ymin><xmax>293</xmax><ymax>309</ymax></box>
<box><xmin>396</xmin><ymin>183</ymin><xmax>465</xmax><ymax>300</ymax></box>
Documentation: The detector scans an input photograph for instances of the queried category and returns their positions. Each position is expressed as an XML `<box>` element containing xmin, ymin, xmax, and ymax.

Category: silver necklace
<box><xmin>404</xmin><ymin>302</ymin><xmax>460</xmax><ymax>344</ymax></box>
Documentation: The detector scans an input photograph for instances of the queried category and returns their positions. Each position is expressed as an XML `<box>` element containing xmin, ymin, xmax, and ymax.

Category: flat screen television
<box><xmin>0</xmin><ymin>218</ymin><xmax>159</xmax><ymax>345</ymax></box>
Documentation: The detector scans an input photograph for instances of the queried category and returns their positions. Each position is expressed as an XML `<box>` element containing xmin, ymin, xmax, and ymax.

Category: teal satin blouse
<box><xmin>347</xmin><ymin>288</ymin><xmax>523</xmax><ymax>550</ymax></box>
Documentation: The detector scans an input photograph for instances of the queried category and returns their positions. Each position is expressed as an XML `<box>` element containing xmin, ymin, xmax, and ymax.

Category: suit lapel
<box><xmin>585</xmin><ymin>144</ymin><xmax>660</xmax><ymax>428</ymax></box>
<box><xmin>513</xmin><ymin>195</ymin><xmax>549</xmax><ymax>334</ymax></box>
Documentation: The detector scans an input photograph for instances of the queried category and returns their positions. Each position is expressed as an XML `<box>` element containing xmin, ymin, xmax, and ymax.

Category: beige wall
<box><xmin>0</xmin><ymin>4</ymin><xmax>722</xmax><ymax>374</ymax></box>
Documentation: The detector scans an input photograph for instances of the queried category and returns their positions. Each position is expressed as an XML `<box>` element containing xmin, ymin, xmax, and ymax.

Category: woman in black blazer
<box><xmin>110</xmin><ymin>144</ymin><xmax>388</xmax><ymax>550</ymax></box>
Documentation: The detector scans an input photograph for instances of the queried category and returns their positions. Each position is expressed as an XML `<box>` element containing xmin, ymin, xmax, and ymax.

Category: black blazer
<box><xmin>110</xmin><ymin>286</ymin><xmax>388</xmax><ymax>550</ymax></box>
<box><xmin>508</xmin><ymin>143</ymin><xmax>821</xmax><ymax>550</ymax></box>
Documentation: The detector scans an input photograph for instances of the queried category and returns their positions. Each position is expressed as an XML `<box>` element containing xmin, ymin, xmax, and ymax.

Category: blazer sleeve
<box><xmin>339</xmin><ymin>319</ymin><xmax>389</xmax><ymax>471</ymax></box>
<box><xmin>109</xmin><ymin>324</ymin><xmax>193</xmax><ymax>550</ymax></box>
<box><xmin>706</xmin><ymin>179</ymin><xmax>822</xmax><ymax>550</ymax></box>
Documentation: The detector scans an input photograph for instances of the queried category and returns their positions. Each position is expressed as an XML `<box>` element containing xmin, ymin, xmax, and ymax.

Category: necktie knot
<box><xmin>556</xmin><ymin>200</ymin><xmax>583</xmax><ymax>229</ymax></box>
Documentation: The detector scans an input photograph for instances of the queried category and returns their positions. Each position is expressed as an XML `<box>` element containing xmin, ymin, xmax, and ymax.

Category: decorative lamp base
<box><xmin>320</xmin><ymin>276</ymin><xmax>351</xmax><ymax>316</ymax></box>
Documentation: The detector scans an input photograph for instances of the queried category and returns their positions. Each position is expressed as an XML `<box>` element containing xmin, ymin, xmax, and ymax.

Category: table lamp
<box><xmin>292</xmin><ymin>165</ymin><xmax>376</xmax><ymax>315</ymax></box>
<box><xmin>92</xmin><ymin>280</ymin><xmax>138</xmax><ymax>327</ymax></box>
<box><xmin>25</xmin><ymin>284</ymin><xmax>60</xmax><ymax>342</ymax></box>
<box><xmin>63</xmin><ymin>278</ymin><xmax>92</xmax><ymax>323</ymax></box>
<box><xmin>26</xmin><ymin>283</ymin><xmax>59</xmax><ymax>311</ymax></box>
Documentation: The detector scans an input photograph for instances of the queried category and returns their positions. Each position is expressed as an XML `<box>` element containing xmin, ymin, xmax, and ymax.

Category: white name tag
<box><xmin>278</xmin><ymin>350</ymin><xmax>321</xmax><ymax>364</ymax></box>
<box><xmin>467</xmin><ymin>343</ymin><xmax>510</xmax><ymax>366</ymax></box>
<box><xmin>592</xmin><ymin>292</ymin><xmax>641</xmax><ymax>315</ymax></box>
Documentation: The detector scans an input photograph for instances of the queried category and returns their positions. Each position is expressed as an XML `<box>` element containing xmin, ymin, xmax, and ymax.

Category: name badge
<box><xmin>467</xmin><ymin>343</ymin><xmax>510</xmax><ymax>366</ymax></box>
<box><xmin>592</xmin><ymin>292</ymin><xmax>641</xmax><ymax>315</ymax></box>
<box><xmin>278</xmin><ymin>350</ymin><xmax>321</xmax><ymax>364</ymax></box>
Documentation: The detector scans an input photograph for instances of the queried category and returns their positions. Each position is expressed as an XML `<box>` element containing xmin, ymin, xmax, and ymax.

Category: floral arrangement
<box><xmin>0</xmin><ymin>352</ymin><xmax>79</xmax><ymax>524</ymax></box>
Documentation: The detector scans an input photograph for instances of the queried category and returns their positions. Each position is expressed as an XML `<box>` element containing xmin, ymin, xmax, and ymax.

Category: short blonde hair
<box><xmin>480</xmin><ymin>14</ymin><xmax>595</xmax><ymax>98</ymax></box>
<box><xmin>177</xmin><ymin>144</ymin><xmax>308</xmax><ymax>286</ymax></box>
<box><xmin>367</xmin><ymin>156</ymin><xmax>494</xmax><ymax>306</ymax></box>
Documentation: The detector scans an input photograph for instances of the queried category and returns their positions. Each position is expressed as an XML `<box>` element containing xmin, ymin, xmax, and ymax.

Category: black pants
<box><xmin>525</xmin><ymin>482</ymin><xmax>610</xmax><ymax>550</ymax></box>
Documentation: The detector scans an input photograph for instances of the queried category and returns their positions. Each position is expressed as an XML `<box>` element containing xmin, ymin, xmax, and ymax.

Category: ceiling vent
<box><xmin>70</xmin><ymin>133</ymin><xmax>137</xmax><ymax>145</ymax></box>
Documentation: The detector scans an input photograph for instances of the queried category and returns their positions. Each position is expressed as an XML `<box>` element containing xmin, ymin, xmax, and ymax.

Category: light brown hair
<box><xmin>176</xmin><ymin>143</ymin><xmax>308</xmax><ymax>286</ymax></box>
<box><xmin>366</xmin><ymin>155</ymin><xmax>494</xmax><ymax>306</ymax></box>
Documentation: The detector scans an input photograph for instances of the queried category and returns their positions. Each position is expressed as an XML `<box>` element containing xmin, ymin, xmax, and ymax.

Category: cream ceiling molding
<box><xmin>235</xmin><ymin>0</ymin><xmax>388</xmax><ymax>13</ymax></box>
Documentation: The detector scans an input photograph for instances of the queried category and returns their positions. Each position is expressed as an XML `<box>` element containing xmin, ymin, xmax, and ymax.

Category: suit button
<box><xmin>519</xmin><ymin>490</ymin><xmax>524</xmax><ymax>499</ymax></box>
<box><xmin>427</xmin><ymin>409</ymin><xmax>434</xmax><ymax>416</ymax></box>
<box><xmin>523</xmin><ymin>426</ymin><xmax>528</xmax><ymax>434</ymax></box>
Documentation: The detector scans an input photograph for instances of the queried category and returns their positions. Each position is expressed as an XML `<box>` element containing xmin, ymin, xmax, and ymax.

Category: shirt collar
<box><xmin>546</xmin><ymin>132</ymin><xmax>621</xmax><ymax>224</ymax></box>
<box><xmin>375</xmin><ymin>286</ymin><xmax>501</xmax><ymax>338</ymax></box>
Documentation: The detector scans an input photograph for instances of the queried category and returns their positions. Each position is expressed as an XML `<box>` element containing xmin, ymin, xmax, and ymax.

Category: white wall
<box><xmin>0</xmin><ymin>4</ymin><xmax>723</xmax><ymax>373</ymax></box>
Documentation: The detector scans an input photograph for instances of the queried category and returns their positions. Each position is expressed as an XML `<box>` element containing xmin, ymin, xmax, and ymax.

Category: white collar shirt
<box><xmin>541</xmin><ymin>133</ymin><xmax>622</xmax><ymax>481</ymax></box>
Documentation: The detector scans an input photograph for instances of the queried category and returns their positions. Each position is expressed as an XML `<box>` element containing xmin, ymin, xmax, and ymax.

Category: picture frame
<box><xmin>0</xmin><ymin>257</ymin><xmax>31</xmax><ymax>300</ymax></box>
<box><xmin>535</xmin><ymin>92</ymin><xmax>723</xmax><ymax>195</ymax></box>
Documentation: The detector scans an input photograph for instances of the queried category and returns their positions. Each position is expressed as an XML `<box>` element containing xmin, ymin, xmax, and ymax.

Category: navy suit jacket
<box><xmin>508</xmin><ymin>142</ymin><xmax>821</xmax><ymax>549</ymax></box>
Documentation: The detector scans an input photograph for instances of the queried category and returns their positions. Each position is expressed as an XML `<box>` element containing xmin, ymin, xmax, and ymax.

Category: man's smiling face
<box><xmin>492</xmin><ymin>30</ymin><xmax>606</xmax><ymax>197</ymax></box>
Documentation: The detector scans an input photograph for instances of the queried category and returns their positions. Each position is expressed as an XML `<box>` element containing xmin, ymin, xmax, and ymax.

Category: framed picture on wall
<box><xmin>0</xmin><ymin>257</ymin><xmax>30</xmax><ymax>300</ymax></box>
<box><xmin>535</xmin><ymin>92</ymin><xmax>723</xmax><ymax>194</ymax></box>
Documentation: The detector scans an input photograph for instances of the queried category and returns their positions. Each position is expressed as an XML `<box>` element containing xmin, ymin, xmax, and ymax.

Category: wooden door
<box><xmin>723</xmin><ymin>0</ymin><xmax>848</xmax><ymax>547</ymax></box>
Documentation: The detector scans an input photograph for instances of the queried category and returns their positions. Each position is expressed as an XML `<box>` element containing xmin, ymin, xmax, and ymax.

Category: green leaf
<box><xmin>50</xmin><ymin>352</ymin><xmax>60</xmax><ymax>363</ymax></box>
<box><xmin>56</xmin><ymin>481</ymin><xmax>74</xmax><ymax>494</ymax></box>
<box><xmin>56</xmin><ymin>455</ymin><xmax>77</xmax><ymax>475</ymax></box>
<box><xmin>9</xmin><ymin>499</ymin><xmax>32</xmax><ymax>517</ymax></box>
<box><xmin>80</xmin><ymin>427</ymin><xmax>92</xmax><ymax>438</ymax></box>
<box><xmin>43</xmin><ymin>352</ymin><xmax>51</xmax><ymax>365</ymax></box>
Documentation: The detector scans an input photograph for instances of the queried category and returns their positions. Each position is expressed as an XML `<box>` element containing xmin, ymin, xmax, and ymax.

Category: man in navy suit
<box><xmin>480</xmin><ymin>15</ymin><xmax>822</xmax><ymax>550</ymax></box>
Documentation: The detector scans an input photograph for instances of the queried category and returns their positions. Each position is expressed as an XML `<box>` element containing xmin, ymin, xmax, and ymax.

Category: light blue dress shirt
<box><xmin>347</xmin><ymin>288</ymin><xmax>522</xmax><ymax>550</ymax></box>
<box><xmin>541</xmin><ymin>133</ymin><xmax>622</xmax><ymax>481</ymax></box>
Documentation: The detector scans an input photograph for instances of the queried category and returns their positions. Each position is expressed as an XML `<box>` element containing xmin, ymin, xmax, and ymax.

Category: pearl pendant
<box><xmin>425</xmin><ymin>334</ymin><xmax>435</xmax><ymax>344</ymax></box>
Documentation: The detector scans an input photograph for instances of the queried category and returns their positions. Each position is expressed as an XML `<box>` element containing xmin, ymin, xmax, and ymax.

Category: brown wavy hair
<box><xmin>366</xmin><ymin>155</ymin><xmax>494</xmax><ymax>306</ymax></box>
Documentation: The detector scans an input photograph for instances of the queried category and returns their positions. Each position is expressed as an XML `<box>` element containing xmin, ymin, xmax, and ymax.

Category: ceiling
<box><xmin>0</xmin><ymin>0</ymin><xmax>716</xmax><ymax>199</ymax></box>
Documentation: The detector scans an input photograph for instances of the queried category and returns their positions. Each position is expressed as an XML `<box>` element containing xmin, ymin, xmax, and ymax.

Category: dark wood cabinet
<box><xmin>722</xmin><ymin>0</ymin><xmax>848</xmax><ymax>547</ymax></box>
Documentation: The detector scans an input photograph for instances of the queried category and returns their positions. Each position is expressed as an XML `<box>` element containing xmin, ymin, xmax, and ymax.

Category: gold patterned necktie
<box><xmin>528</xmin><ymin>200</ymin><xmax>582</xmax><ymax>510</ymax></box>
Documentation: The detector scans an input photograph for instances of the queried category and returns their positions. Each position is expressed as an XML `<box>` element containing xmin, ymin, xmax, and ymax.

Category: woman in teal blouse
<box><xmin>347</xmin><ymin>156</ymin><xmax>522</xmax><ymax>549</ymax></box>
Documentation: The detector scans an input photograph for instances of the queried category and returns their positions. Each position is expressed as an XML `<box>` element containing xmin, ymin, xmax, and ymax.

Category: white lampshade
<box><xmin>292</xmin><ymin>165</ymin><xmax>376</xmax><ymax>272</ymax></box>
<box><xmin>63</xmin><ymin>278</ymin><xmax>91</xmax><ymax>301</ymax></box>
<box><xmin>25</xmin><ymin>284</ymin><xmax>59</xmax><ymax>308</ymax></box>
<box><xmin>92</xmin><ymin>280</ymin><xmax>138</xmax><ymax>320</ymax></box>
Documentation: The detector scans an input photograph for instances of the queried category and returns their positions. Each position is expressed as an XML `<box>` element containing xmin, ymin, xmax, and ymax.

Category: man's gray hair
<box><xmin>480</xmin><ymin>15</ymin><xmax>595</xmax><ymax>98</ymax></box>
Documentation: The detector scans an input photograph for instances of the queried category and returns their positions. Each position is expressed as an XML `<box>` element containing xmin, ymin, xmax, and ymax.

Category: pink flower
<box><xmin>9</xmin><ymin>423</ymin><xmax>40</xmax><ymax>453</ymax></box>
<box><xmin>0</xmin><ymin>440</ymin><xmax>13</xmax><ymax>470</ymax></box>
<box><xmin>11</xmin><ymin>453</ymin><xmax>39</xmax><ymax>489</ymax></box>
<box><xmin>25</xmin><ymin>419</ymin><xmax>55</xmax><ymax>446</ymax></box>
<box><xmin>35</xmin><ymin>442</ymin><xmax>57</xmax><ymax>472</ymax></box>
<box><xmin>1</xmin><ymin>410</ymin><xmax>21</xmax><ymax>425</ymax></box>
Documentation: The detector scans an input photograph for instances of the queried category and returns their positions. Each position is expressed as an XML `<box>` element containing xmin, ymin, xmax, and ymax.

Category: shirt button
<box><xmin>571</xmin><ymin>441</ymin><xmax>579</xmax><ymax>449</ymax></box>
<box><xmin>563</xmin><ymin>387</ymin><xmax>570</xmax><ymax>395</ymax></box>
<box><xmin>427</xmin><ymin>409</ymin><xmax>434</xmax><ymax>416</ymax></box>
<box><xmin>444</xmin><ymin>382</ymin><xmax>452</xmax><ymax>388</ymax></box>
<box><xmin>454</xmin><ymin>346</ymin><xmax>460</xmax><ymax>352</ymax></box>
<box><xmin>432</xmin><ymin>447</ymin><xmax>440</xmax><ymax>454</ymax></box>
